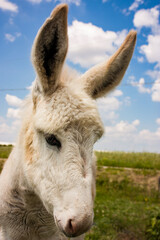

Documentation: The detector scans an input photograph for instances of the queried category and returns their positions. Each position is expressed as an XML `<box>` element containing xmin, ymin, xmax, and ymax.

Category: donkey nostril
<box><xmin>61</xmin><ymin>215</ymin><xmax>93</xmax><ymax>237</ymax></box>
<box><xmin>66</xmin><ymin>218</ymin><xmax>76</xmax><ymax>234</ymax></box>
<box><xmin>65</xmin><ymin>218</ymin><xmax>78</xmax><ymax>236</ymax></box>
<box><xmin>68</xmin><ymin>219</ymin><xmax>73</xmax><ymax>232</ymax></box>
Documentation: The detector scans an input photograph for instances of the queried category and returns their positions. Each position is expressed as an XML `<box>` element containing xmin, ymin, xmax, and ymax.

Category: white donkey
<box><xmin>0</xmin><ymin>4</ymin><xmax>136</xmax><ymax>240</ymax></box>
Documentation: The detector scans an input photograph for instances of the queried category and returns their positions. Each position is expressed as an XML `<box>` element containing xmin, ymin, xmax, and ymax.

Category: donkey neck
<box><xmin>0</xmin><ymin>144</ymin><xmax>56</xmax><ymax>240</ymax></box>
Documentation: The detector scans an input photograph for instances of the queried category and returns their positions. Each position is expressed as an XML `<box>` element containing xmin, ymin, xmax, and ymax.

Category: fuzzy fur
<box><xmin>0</xmin><ymin>4</ymin><xmax>136</xmax><ymax>240</ymax></box>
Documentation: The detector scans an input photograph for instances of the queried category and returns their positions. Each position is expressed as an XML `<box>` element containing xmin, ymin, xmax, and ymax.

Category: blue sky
<box><xmin>0</xmin><ymin>0</ymin><xmax>160</xmax><ymax>152</ymax></box>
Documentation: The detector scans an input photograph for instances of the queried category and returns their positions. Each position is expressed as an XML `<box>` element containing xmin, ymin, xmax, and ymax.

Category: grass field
<box><xmin>0</xmin><ymin>144</ymin><xmax>13</xmax><ymax>159</ymax></box>
<box><xmin>85</xmin><ymin>167</ymin><xmax>160</xmax><ymax>240</ymax></box>
<box><xmin>96</xmin><ymin>151</ymin><xmax>160</xmax><ymax>170</ymax></box>
<box><xmin>0</xmin><ymin>145</ymin><xmax>160</xmax><ymax>240</ymax></box>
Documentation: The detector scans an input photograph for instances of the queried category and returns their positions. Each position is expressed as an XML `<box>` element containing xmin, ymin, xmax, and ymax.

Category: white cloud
<box><xmin>109</xmin><ymin>89</ymin><xmax>123</xmax><ymax>97</ymax></box>
<box><xmin>133</xmin><ymin>6</ymin><xmax>160</xmax><ymax>68</ymax></box>
<box><xmin>5</xmin><ymin>94</ymin><xmax>22</xmax><ymax>107</ymax></box>
<box><xmin>68</xmin><ymin>20</ymin><xmax>127</xmax><ymax>68</ymax></box>
<box><xmin>140</xmin><ymin>34</ymin><xmax>160</xmax><ymax>67</ymax></box>
<box><xmin>5</xmin><ymin>32</ymin><xmax>21</xmax><ymax>42</ymax></box>
<box><xmin>95</xmin><ymin>119</ymin><xmax>160</xmax><ymax>153</ymax></box>
<box><xmin>105</xmin><ymin>120</ymin><xmax>140</xmax><ymax>135</ymax></box>
<box><xmin>132</xmin><ymin>119</ymin><xmax>140</xmax><ymax>126</ymax></box>
<box><xmin>55</xmin><ymin>0</ymin><xmax>81</xmax><ymax>6</ymax></box>
<box><xmin>97</xmin><ymin>96</ymin><xmax>122</xmax><ymax>112</ymax></box>
<box><xmin>104</xmin><ymin>111</ymin><xmax>119</xmax><ymax>122</ymax></box>
<box><xmin>0</xmin><ymin>117</ymin><xmax>20</xmax><ymax>143</ymax></box>
<box><xmin>130</xmin><ymin>76</ymin><xmax>160</xmax><ymax>102</ymax></box>
<box><xmin>133</xmin><ymin>6</ymin><xmax>159</xmax><ymax>32</ymax></box>
<box><xmin>123</xmin><ymin>0</ymin><xmax>144</xmax><ymax>16</ymax></box>
<box><xmin>0</xmin><ymin>122</ymin><xmax>10</xmax><ymax>134</ymax></box>
<box><xmin>96</xmin><ymin>89</ymin><xmax>125</xmax><ymax>124</ymax></box>
<box><xmin>138</xmin><ymin>78</ymin><xmax>151</xmax><ymax>93</ymax></box>
<box><xmin>151</xmin><ymin>79</ymin><xmax>160</xmax><ymax>102</ymax></box>
<box><xmin>7</xmin><ymin>108</ymin><xmax>21</xmax><ymax>119</ymax></box>
<box><xmin>137</xmin><ymin>56</ymin><xmax>144</xmax><ymax>63</ymax></box>
<box><xmin>156</xmin><ymin>118</ymin><xmax>160</xmax><ymax>125</ymax></box>
<box><xmin>139</xmin><ymin>128</ymin><xmax>160</xmax><ymax>141</ymax></box>
<box><xmin>0</xmin><ymin>0</ymin><xmax>18</xmax><ymax>12</ymax></box>
<box><xmin>5</xmin><ymin>33</ymin><xmax>15</xmax><ymax>42</ymax></box>
<box><xmin>102</xmin><ymin>0</ymin><xmax>108</xmax><ymax>3</ymax></box>
<box><xmin>5</xmin><ymin>94</ymin><xmax>22</xmax><ymax>120</ymax></box>
<box><xmin>146</xmin><ymin>70</ymin><xmax>160</xmax><ymax>79</ymax></box>
<box><xmin>129</xmin><ymin>0</ymin><xmax>143</xmax><ymax>12</ymax></box>
<box><xmin>130</xmin><ymin>77</ymin><xmax>151</xmax><ymax>94</ymax></box>
<box><xmin>26</xmin><ymin>0</ymin><xmax>42</xmax><ymax>3</ymax></box>
<box><xmin>96</xmin><ymin>88</ymin><xmax>131</xmax><ymax>125</ymax></box>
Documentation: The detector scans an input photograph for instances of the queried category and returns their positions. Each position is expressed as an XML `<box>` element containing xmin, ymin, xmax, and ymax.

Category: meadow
<box><xmin>96</xmin><ymin>151</ymin><xmax>160</xmax><ymax>170</ymax></box>
<box><xmin>0</xmin><ymin>145</ymin><xmax>160</xmax><ymax>240</ymax></box>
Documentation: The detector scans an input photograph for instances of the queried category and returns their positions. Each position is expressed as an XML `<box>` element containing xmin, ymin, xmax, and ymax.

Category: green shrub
<box><xmin>146</xmin><ymin>212</ymin><xmax>160</xmax><ymax>240</ymax></box>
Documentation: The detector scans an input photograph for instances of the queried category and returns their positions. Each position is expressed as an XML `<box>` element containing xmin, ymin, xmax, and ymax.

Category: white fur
<box><xmin>0</xmin><ymin>3</ymin><xmax>136</xmax><ymax>240</ymax></box>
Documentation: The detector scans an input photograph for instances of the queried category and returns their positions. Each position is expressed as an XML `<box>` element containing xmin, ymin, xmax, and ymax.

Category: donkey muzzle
<box><xmin>55</xmin><ymin>213</ymin><xmax>93</xmax><ymax>237</ymax></box>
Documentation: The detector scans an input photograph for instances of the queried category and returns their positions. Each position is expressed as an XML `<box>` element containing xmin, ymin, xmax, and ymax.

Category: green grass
<box><xmin>0</xmin><ymin>144</ymin><xmax>13</xmax><ymax>159</ymax></box>
<box><xmin>85</xmin><ymin>169</ymin><xmax>160</xmax><ymax>240</ymax></box>
<box><xmin>0</xmin><ymin>144</ymin><xmax>13</xmax><ymax>172</ymax></box>
<box><xmin>96</xmin><ymin>151</ymin><xmax>160</xmax><ymax>170</ymax></box>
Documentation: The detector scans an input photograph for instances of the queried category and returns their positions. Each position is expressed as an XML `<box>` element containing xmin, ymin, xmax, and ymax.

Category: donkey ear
<box><xmin>31</xmin><ymin>4</ymin><xmax>68</xmax><ymax>94</ymax></box>
<box><xmin>81</xmin><ymin>30</ymin><xmax>137</xmax><ymax>99</ymax></box>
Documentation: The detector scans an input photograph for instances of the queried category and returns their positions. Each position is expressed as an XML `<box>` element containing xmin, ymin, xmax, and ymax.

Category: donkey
<box><xmin>0</xmin><ymin>4</ymin><xmax>136</xmax><ymax>240</ymax></box>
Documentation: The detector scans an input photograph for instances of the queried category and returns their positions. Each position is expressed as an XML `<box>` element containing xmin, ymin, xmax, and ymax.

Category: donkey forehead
<box><xmin>33</xmin><ymin>87</ymin><xmax>104</xmax><ymax>134</ymax></box>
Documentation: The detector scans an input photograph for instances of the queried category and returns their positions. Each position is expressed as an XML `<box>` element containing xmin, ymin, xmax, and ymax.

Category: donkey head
<box><xmin>23</xmin><ymin>4</ymin><xmax>136</xmax><ymax>238</ymax></box>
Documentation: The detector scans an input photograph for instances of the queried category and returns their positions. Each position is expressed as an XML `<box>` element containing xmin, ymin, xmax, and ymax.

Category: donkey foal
<box><xmin>0</xmin><ymin>4</ymin><xmax>136</xmax><ymax>240</ymax></box>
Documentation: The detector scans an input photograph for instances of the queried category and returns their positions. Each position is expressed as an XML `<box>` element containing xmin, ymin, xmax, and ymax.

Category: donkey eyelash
<box><xmin>45</xmin><ymin>134</ymin><xmax>61</xmax><ymax>149</ymax></box>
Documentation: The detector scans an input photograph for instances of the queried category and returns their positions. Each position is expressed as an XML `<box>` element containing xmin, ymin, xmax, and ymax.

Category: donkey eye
<box><xmin>45</xmin><ymin>134</ymin><xmax>61</xmax><ymax>149</ymax></box>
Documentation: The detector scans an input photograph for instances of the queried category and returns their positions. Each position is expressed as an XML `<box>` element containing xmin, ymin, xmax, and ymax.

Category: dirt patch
<box><xmin>100</xmin><ymin>166</ymin><xmax>160</xmax><ymax>191</ymax></box>
<box><xmin>116</xmin><ymin>231</ymin><xmax>139</xmax><ymax>240</ymax></box>
<box><xmin>129</xmin><ymin>170</ymin><xmax>160</xmax><ymax>191</ymax></box>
